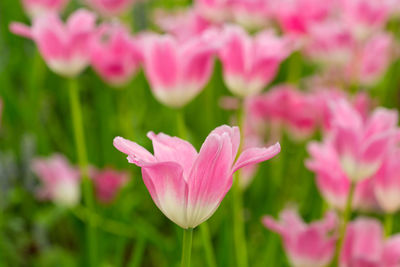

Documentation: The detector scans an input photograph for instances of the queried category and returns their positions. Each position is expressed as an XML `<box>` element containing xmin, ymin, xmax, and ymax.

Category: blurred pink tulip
<box><xmin>32</xmin><ymin>154</ymin><xmax>80</xmax><ymax>207</ymax></box>
<box><xmin>374</xmin><ymin>148</ymin><xmax>400</xmax><ymax>213</ymax></box>
<box><xmin>230</xmin><ymin>0</ymin><xmax>273</xmax><ymax>30</ymax></box>
<box><xmin>141</xmin><ymin>30</ymin><xmax>219</xmax><ymax>108</ymax></box>
<box><xmin>348</xmin><ymin>33</ymin><xmax>394</xmax><ymax>86</ymax></box>
<box><xmin>113</xmin><ymin>125</ymin><xmax>280</xmax><ymax>228</ymax></box>
<box><xmin>195</xmin><ymin>0</ymin><xmax>232</xmax><ymax>22</ymax></box>
<box><xmin>306</xmin><ymin>140</ymin><xmax>379</xmax><ymax>211</ymax></box>
<box><xmin>86</xmin><ymin>0</ymin><xmax>135</xmax><ymax>16</ymax></box>
<box><xmin>219</xmin><ymin>26</ymin><xmax>292</xmax><ymax>97</ymax></box>
<box><xmin>10</xmin><ymin>9</ymin><xmax>96</xmax><ymax>77</ymax></box>
<box><xmin>305</xmin><ymin>21</ymin><xmax>355</xmax><ymax>66</ymax></box>
<box><xmin>329</xmin><ymin>100</ymin><xmax>398</xmax><ymax>182</ymax></box>
<box><xmin>90</xmin><ymin>167</ymin><xmax>128</xmax><ymax>204</ymax></box>
<box><xmin>90</xmin><ymin>23</ymin><xmax>142</xmax><ymax>86</ymax></box>
<box><xmin>154</xmin><ymin>9</ymin><xmax>216</xmax><ymax>42</ymax></box>
<box><xmin>340</xmin><ymin>218</ymin><xmax>400</xmax><ymax>267</ymax></box>
<box><xmin>247</xmin><ymin>85</ymin><xmax>319</xmax><ymax>139</ymax></box>
<box><xmin>263</xmin><ymin>209</ymin><xmax>338</xmax><ymax>267</ymax></box>
<box><xmin>273</xmin><ymin>0</ymin><xmax>335</xmax><ymax>37</ymax></box>
<box><xmin>340</xmin><ymin>0</ymin><xmax>390</xmax><ymax>40</ymax></box>
<box><xmin>22</xmin><ymin>0</ymin><xmax>69</xmax><ymax>18</ymax></box>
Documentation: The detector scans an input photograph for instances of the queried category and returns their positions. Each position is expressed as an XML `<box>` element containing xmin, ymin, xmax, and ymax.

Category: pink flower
<box><xmin>247</xmin><ymin>85</ymin><xmax>319</xmax><ymax>140</ymax></box>
<box><xmin>230</xmin><ymin>0</ymin><xmax>273</xmax><ymax>30</ymax></box>
<box><xmin>90</xmin><ymin>23</ymin><xmax>142</xmax><ymax>86</ymax></box>
<box><xmin>219</xmin><ymin>26</ymin><xmax>292</xmax><ymax>97</ymax></box>
<box><xmin>21</xmin><ymin>0</ymin><xmax>69</xmax><ymax>18</ymax></box>
<box><xmin>263</xmin><ymin>209</ymin><xmax>338</xmax><ymax>267</ymax></box>
<box><xmin>10</xmin><ymin>9</ymin><xmax>96</xmax><ymax>77</ymax></box>
<box><xmin>90</xmin><ymin>167</ymin><xmax>128</xmax><ymax>204</ymax></box>
<box><xmin>340</xmin><ymin>0</ymin><xmax>390</xmax><ymax>40</ymax></box>
<box><xmin>113</xmin><ymin>125</ymin><xmax>280</xmax><ymax>228</ymax></box>
<box><xmin>273</xmin><ymin>0</ymin><xmax>335</xmax><ymax>37</ymax></box>
<box><xmin>194</xmin><ymin>0</ymin><xmax>232</xmax><ymax>22</ymax></box>
<box><xmin>328</xmin><ymin>100</ymin><xmax>398</xmax><ymax>182</ymax></box>
<box><xmin>31</xmin><ymin>154</ymin><xmax>80</xmax><ymax>206</ymax></box>
<box><xmin>154</xmin><ymin>8</ymin><xmax>216</xmax><ymax>42</ymax></box>
<box><xmin>306</xmin><ymin>140</ymin><xmax>380</xmax><ymax>211</ymax></box>
<box><xmin>305</xmin><ymin>20</ymin><xmax>355</xmax><ymax>66</ymax></box>
<box><xmin>340</xmin><ymin>218</ymin><xmax>400</xmax><ymax>267</ymax></box>
<box><xmin>86</xmin><ymin>0</ymin><xmax>135</xmax><ymax>17</ymax></box>
<box><xmin>374</xmin><ymin>148</ymin><xmax>400</xmax><ymax>213</ymax></box>
<box><xmin>141</xmin><ymin>30</ymin><xmax>218</xmax><ymax>108</ymax></box>
<box><xmin>347</xmin><ymin>33</ymin><xmax>394</xmax><ymax>86</ymax></box>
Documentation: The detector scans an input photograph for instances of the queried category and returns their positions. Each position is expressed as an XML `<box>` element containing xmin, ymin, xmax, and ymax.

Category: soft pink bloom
<box><xmin>90</xmin><ymin>167</ymin><xmax>128</xmax><ymax>204</ymax></box>
<box><xmin>347</xmin><ymin>33</ymin><xmax>394</xmax><ymax>86</ymax></box>
<box><xmin>306</xmin><ymin>140</ymin><xmax>379</xmax><ymax>211</ymax></box>
<box><xmin>219</xmin><ymin>26</ymin><xmax>292</xmax><ymax>97</ymax></box>
<box><xmin>195</xmin><ymin>0</ymin><xmax>232</xmax><ymax>23</ymax></box>
<box><xmin>113</xmin><ymin>125</ymin><xmax>280</xmax><ymax>228</ymax></box>
<box><xmin>305</xmin><ymin>20</ymin><xmax>355</xmax><ymax>66</ymax></box>
<box><xmin>340</xmin><ymin>0</ymin><xmax>390</xmax><ymax>40</ymax></box>
<box><xmin>230</xmin><ymin>0</ymin><xmax>273</xmax><ymax>30</ymax></box>
<box><xmin>374</xmin><ymin>148</ymin><xmax>400</xmax><ymax>213</ymax></box>
<box><xmin>328</xmin><ymin>100</ymin><xmax>398</xmax><ymax>182</ymax></box>
<box><xmin>22</xmin><ymin>0</ymin><xmax>69</xmax><ymax>18</ymax></box>
<box><xmin>31</xmin><ymin>154</ymin><xmax>80</xmax><ymax>206</ymax></box>
<box><xmin>340</xmin><ymin>218</ymin><xmax>400</xmax><ymax>267</ymax></box>
<box><xmin>86</xmin><ymin>0</ymin><xmax>135</xmax><ymax>16</ymax></box>
<box><xmin>263</xmin><ymin>209</ymin><xmax>338</xmax><ymax>267</ymax></box>
<box><xmin>273</xmin><ymin>0</ymin><xmax>335</xmax><ymax>37</ymax></box>
<box><xmin>90</xmin><ymin>23</ymin><xmax>142</xmax><ymax>86</ymax></box>
<box><xmin>154</xmin><ymin>9</ymin><xmax>216</xmax><ymax>42</ymax></box>
<box><xmin>10</xmin><ymin>9</ymin><xmax>96</xmax><ymax>77</ymax></box>
<box><xmin>141</xmin><ymin>30</ymin><xmax>218</xmax><ymax>108</ymax></box>
<box><xmin>247</xmin><ymin>85</ymin><xmax>319</xmax><ymax>140</ymax></box>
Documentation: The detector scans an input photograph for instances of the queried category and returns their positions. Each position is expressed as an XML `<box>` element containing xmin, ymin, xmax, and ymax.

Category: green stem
<box><xmin>181</xmin><ymin>228</ymin><xmax>193</xmax><ymax>267</ymax></box>
<box><xmin>176</xmin><ymin>109</ymin><xmax>188</xmax><ymax>139</ymax></box>
<box><xmin>232</xmin><ymin>101</ymin><xmax>249</xmax><ymax>267</ymax></box>
<box><xmin>200</xmin><ymin>223</ymin><xmax>217</xmax><ymax>267</ymax></box>
<box><xmin>129</xmin><ymin>237</ymin><xmax>146</xmax><ymax>267</ymax></box>
<box><xmin>67</xmin><ymin>78</ymin><xmax>97</xmax><ymax>266</ymax></box>
<box><xmin>385</xmin><ymin>213</ymin><xmax>394</xmax><ymax>237</ymax></box>
<box><xmin>332</xmin><ymin>182</ymin><xmax>355</xmax><ymax>266</ymax></box>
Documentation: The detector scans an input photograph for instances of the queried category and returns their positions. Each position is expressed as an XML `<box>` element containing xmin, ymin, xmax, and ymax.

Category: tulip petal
<box><xmin>147</xmin><ymin>132</ymin><xmax>197</xmax><ymax>178</ymax></box>
<box><xmin>232</xmin><ymin>142</ymin><xmax>281</xmax><ymax>174</ymax></box>
<box><xmin>113</xmin><ymin>136</ymin><xmax>155</xmax><ymax>166</ymax></box>
<box><xmin>186</xmin><ymin>133</ymin><xmax>234</xmax><ymax>227</ymax></box>
<box><xmin>210</xmin><ymin>125</ymin><xmax>240</xmax><ymax>159</ymax></box>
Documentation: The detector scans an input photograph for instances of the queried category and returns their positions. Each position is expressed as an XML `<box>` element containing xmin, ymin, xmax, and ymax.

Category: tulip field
<box><xmin>2</xmin><ymin>0</ymin><xmax>400</xmax><ymax>266</ymax></box>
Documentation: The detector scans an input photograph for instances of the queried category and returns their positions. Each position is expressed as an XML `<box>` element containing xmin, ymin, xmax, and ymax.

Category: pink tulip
<box><xmin>340</xmin><ymin>0</ymin><xmax>390</xmax><ymax>40</ymax></box>
<box><xmin>273</xmin><ymin>0</ymin><xmax>335</xmax><ymax>37</ymax></box>
<box><xmin>154</xmin><ymin>9</ymin><xmax>216</xmax><ymax>42</ymax></box>
<box><xmin>340</xmin><ymin>218</ymin><xmax>400</xmax><ymax>267</ymax></box>
<box><xmin>230</xmin><ymin>0</ymin><xmax>273</xmax><ymax>30</ymax></box>
<box><xmin>141</xmin><ymin>30</ymin><xmax>218</xmax><ymax>108</ymax></box>
<box><xmin>247</xmin><ymin>85</ymin><xmax>319</xmax><ymax>140</ymax></box>
<box><xmin>90</xmin><ymin>167</ymin><xmax>128</xmax><ymax>204</ymax></box>
<box><xmin>113</xmin><ymin>125</ymin><xmax>280</xmax><ymax>228</ymax></box>
<box><xmin>263</xmin><ymin>209</ymin><xmax>338</xmax><ymax>267</ymax></box>
<box><xmin>219</xmin><ymin>26</ymin><xmax>292</xmax><ymax>97</ymax></box>
<box><xmin>306</xmin><ymin>140</ymin><xmax>379</xmax><ymax>211</ymax></box>
<box><xmin>31</xmin><ymin>154</ymin><xmax>80</xmax><ymax>206</ymax></box>
<box><xmin>374</xmin><ymin>148</ymin><xmax>400</xmax><ymax>213</ymax></box>
<box><xmin>347</xmin><ymin>33</ymin><xmax>394</xmax><ymax>86</ymax></box>
<box><xmin>86</xmin><ymin>0</ymin><xmax>135</xmax><ymax>17</ymax></box>
<box><xmin>90</xmin><ymin>23</ymin><xmax>142</xmax><ymax>86</ymax></box>
<box><xmin>195</xmin><ymin>0</ymin><xmax>232</xmax><ymax>22</ymax></box>
<box><xmin>10</xmin><ymin>9</ymin><xmax>96</xmax><ymax>77</ymax></box>
<box><xmin>21</xmin><ymin>0</ymin><xmax>69</xmax><ymax>18</ymax></box>
<box><xmin>305</xmin><ymin>20</ymin><xmax>355</xmax><ymax>66</ymax></box>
